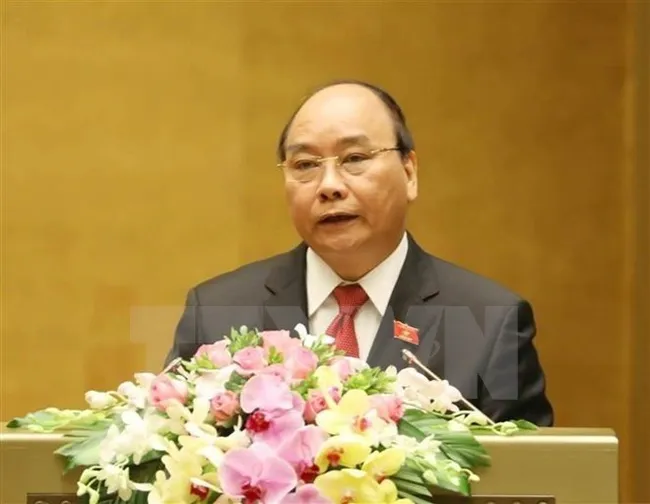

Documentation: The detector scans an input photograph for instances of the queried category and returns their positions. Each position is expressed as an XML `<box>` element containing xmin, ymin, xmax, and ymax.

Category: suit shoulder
<box><xmin>429</xmin><ymin>254</ymin><xmax>526</xmax><ymax>306</ymax></box>
<box><xmin>189</xmin><ymin>250</ymin><xmax>293</xmax><ymax>304</ymax></box>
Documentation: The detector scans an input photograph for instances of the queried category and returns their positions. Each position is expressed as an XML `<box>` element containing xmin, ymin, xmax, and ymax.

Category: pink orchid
<box><xmin>284</xmin><ymin>347</ymin><xmax>318</xmax><ymax>380</ymax></box>
<box><xmin>220</xmin><ymin>443</ymin><xmax>297</xmax><ymax>504</ymax></box>
<box><xmin>280</xmin><ymin>484</ymin><xmax>331</xmax><ymax>504</ymax></box>
<box><xmin>276</xmin><ymin>425</ymin><xmax>328</xmax><ymax>484</ymax></box>
<box><xmin>246</xmin><ymin>408</ymin><xmax>305</xmax><ymax>449</ymax></box>
<box><xmin>241</xmin><ymin>375</ymin><xmax>306</xmax><ymax>448</ymax></box>
<box><xmin>233</xmin><ymin>347</ymin><xmax>267</xmax><ymax>374</ymax></box>
<box><xmin>240</xmin><ymin>375</ymin><xmax>294</xmax><ymax>413</ymax></box>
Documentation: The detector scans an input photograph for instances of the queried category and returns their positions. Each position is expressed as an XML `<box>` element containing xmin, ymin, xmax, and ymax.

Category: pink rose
<box><xmin>233</xmin><ymin>347</ymin><xmax>267</xmax><ymax>373</ymax></box>
<box><xmin>370</xmin><ymin>394</ymin><xmax>405</xmax><ymax>423</ymax></box>
<box><xmin>210</xmin><ymin>390</ymin><xmax>240</xmax><ymax>422</ymax></box>
<box><xmin>284</xmin><ymin>347</ymin><xmax>318</xmax><ymax>380</ymax></box>
<box><xmin>261</xmin><ymin>330</ymin><xmax>301</xmax><ymax>357</ymax></box>
<box><xmin>195</xmin><ymin>340</ymin><xmax>232</xmax><ymax>367</ymax></box>
<box><xmin>303</xmin><ymin>388</ymin><xmax>341</xmax><ymax>423</ymax></box>
<box><xmin>256</xmin><ymin>363</ymin><xmax>291</xmax><ymax>382</ymax></box>
<box><xmin>149</xmin><ymin>374</ymin><xmax>189</xmax><ymax>411</ymax></box>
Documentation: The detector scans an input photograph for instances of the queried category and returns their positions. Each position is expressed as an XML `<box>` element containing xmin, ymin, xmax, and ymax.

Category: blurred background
<box><xmin>1</xmin><ymin>0</ymin><xmax>648</xmax><ymax>501</ymax></box>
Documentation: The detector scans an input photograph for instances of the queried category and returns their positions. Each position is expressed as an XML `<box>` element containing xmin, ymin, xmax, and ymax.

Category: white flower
<box><xmin>294</xmin><ymin>323</ymin><xmax>334</xmax><ymax>347</ymax></box>
<box><xmin>98</xmin><ymin>464</ymin><xmax>133</xmax><ymax>500</ymax></box>
<box><xmin>458</xmin><ymin>411</ymin><xmax>490</xmax><ymax>426</ymax></box>
<box><xmin>99</xmin><ymin>408</ymin><xmax>169</xmax><ymax>465</ymax></box>
<box><xmin>395</xmin><ymin>368</ymin><xmax>462</xmax><ymax>413</ymax></box>
<box><xmin>84</xmin><ymin>391</ymin><xmax>117</xmax><ymax>410</ymax></box>
<box><xmin>427</xmin><ymin>380</ymin><xmax>462</xmax><ymax>414</ymax></box>
<box><xmin>194</xmin><ymin>366</ymin><xmax>237</xmax><ymax>400</ymax></box>
<box><xmin>166</xmin><ymin>397</ymin><xmax>214</xmax><ymax>437</ymax></box>
<box><xmin>78</xmin><ymin>464</ymin><xmax>152</xmax><ymax>504</ymax></box>
<box><xmin>447</xmin><ymin>419</ymin><xmax>469</xmax><ymax>432</ymax></box>
<box><xmin>116</xmin><ymin>381</ymin><xmax>148</xmax><ymax>410</ymax></box>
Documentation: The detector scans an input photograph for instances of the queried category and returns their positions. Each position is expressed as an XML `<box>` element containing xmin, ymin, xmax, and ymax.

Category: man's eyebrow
<box><xmin>285</xmin><ymin>135</ymin><xmax>372</xmax><ymax>154</ymax></box>
<box><xmin>285</xmin><ymin>142</ymin><xmax>313</xmax><ymax>154</ymax></box>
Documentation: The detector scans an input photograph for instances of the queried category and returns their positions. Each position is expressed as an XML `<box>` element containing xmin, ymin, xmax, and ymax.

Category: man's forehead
<box><xmin>285</xmin><ymin>85</ymin><xmax>394</xmax><ymax>144</ymax></box>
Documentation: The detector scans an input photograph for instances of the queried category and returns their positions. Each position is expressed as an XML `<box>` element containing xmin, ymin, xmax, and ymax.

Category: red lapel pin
<box><xmin>394</xmin><ymin>320</ymin><xmax>419</xmax><ymax>345</ymax></box>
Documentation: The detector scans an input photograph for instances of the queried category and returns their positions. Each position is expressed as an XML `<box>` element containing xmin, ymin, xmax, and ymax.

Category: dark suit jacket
<box><xmin>165</xmin><ymin>233</ymin><xmax>554</xmax><ymax>426</ymax></box>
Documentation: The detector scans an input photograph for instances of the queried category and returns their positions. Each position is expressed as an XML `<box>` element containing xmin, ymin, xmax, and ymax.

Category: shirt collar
<box><xmin>306</xmin><ymin>232</ymin><xmax>409</xmax><ymax>316</ymax></box>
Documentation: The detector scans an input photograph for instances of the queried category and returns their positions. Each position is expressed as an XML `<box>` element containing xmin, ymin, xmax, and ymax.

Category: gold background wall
<box><xmin>1</xmin><ymin>1</ymin><xmax>648</xmax><ymax>502</ymax></box>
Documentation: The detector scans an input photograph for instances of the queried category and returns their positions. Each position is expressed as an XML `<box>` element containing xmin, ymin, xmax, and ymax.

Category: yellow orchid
<box><xmin>315</xmin><ymin>389</ymin><xmax>371</xmax><ymax>434</ymax></box>
<box><xmin>362</xmin><ymin>447</ymin><xmax>407</xmax><ymax>481</ymax></box>
<box><xmin>313</xmin><ymin>365</ymin><xmax>343</xmax><ymax>394</ymax></box>
<box><xmin>315</xmin><ymin>434</ymin><xmax>372</xmax><ymax>472</ymax></box>
<box><xmin>314</xmin><ymin>468</ymin><xmax>414</xmax><ymax>504</ymax></box>
<box><xmin>316</xmin><ymin>389</ymin><xmax>398</xmax><ymax>447</ymax></box>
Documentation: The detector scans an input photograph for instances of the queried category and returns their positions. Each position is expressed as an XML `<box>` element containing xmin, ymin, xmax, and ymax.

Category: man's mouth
<box><xmin>318</xmin><ymin>213</ymin><xmax>358</xmax><ymax>224</ymax></box>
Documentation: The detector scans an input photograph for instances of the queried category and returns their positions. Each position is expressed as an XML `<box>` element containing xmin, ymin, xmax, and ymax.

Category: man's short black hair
<box><xmin>276</xmin><ymin>79</ymin><xmax>415</xmax><ymax>162</ymax></box>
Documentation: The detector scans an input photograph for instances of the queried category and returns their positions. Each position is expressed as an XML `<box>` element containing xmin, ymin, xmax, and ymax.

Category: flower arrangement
<box><xmin>7</xmin><ymin>324</ymin><xmax>536</xmax><ymax>504</ymax></box>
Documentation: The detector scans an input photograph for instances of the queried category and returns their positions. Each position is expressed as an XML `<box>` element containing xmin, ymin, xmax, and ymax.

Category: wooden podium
<box><xmin>0</xmin><ymin>424</ymin><xmax>619</xmax><ymax>504</ymax></box>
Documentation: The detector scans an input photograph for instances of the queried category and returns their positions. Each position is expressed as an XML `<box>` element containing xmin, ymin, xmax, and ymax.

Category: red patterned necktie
<box><xmin>325</xmin><ymin>284</ymin><xmax>369</xmax><ymax>357</ymax></box>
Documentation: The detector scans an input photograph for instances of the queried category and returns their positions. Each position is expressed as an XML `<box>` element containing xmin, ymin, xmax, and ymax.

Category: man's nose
<box><xmin>316</xmin><ymin>162</ymin><xmax>348</xmax><ymax>201</ymax></box>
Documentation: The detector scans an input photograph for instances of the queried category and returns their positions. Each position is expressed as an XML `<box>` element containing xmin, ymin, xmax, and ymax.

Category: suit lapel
<box><xmin>366</xmin><ymin>235</ymin><xmax>442</xmax><ymax>370</ymax></box>
<box><xmin>262</xmin><ymin>243</ymin><xmax>309</xmax><ymax>334</ymax></box>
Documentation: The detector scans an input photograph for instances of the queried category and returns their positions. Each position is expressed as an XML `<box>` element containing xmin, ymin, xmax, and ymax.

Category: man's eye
<box><xmin>343</xmin><ymin>153</ymin><xmax>370</xmax><ymax>164</ymax></box>
<box><xmin>292</xmin><ymin>159</ymin><xmax>319</xmax><ymax>170</ymax></box>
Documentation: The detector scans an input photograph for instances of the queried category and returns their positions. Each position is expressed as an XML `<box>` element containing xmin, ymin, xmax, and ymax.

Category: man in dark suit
<box><xmin>165</xmin><ymin>80</ymin><xmax>554</xmax><ymax>426</ymax></box>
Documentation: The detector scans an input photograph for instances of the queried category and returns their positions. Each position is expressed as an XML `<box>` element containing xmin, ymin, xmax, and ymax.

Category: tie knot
<box><xmin>332</xmin><ymin>284</ymin><xmax>369</xmax><ymax>316</ymax></box>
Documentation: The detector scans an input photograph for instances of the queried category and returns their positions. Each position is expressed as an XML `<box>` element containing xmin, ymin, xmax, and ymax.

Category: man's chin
<box><xmin>312</xmin><ymin>231</ymin><xmax>367</xmax><ymax>255</ymax></box>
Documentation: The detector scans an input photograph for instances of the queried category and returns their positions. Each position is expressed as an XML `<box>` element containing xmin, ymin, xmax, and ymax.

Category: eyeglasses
<box><xmin>277</xmin><ymin>147</ymin><xmax>400</xmax><ymax>183</ymax></box>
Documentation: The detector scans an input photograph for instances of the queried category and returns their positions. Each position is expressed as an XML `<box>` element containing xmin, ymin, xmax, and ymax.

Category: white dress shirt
<box><xmin>306</xmin><ymin>232</ymin><xmax>409</xmax><ymax>361</ymax></box>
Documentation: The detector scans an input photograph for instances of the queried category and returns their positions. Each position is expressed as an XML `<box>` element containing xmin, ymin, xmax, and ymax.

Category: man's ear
<box><xmin>404</xmin><ymin>150</ymin><xmax>418</xmax><ymax>202</ymax></box>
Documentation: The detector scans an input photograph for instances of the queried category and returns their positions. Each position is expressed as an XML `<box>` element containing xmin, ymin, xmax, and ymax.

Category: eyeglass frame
<box><xmin>277</xmin><ymin>146</ymin><xmax>402</xmax><ymax>181</ymax></box>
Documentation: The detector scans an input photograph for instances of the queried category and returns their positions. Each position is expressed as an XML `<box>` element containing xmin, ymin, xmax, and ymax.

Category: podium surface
<box><xmin>0</xmin><ymin>424</ymin><xmax>618</xmax><ymax>504</ymax></box>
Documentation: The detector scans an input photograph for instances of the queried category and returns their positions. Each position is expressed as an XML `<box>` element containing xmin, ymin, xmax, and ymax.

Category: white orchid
<box><xmin>84</xmin><ymin>391</ymin><xmax>117</xmax><ymax>410</ymax></box>
<box><xmin>294</xmin><ymin>323</ymin><xmax>334</xmax><ymax>347</ymax></box>
<box><xmin>78</xmin><ymin>463</ymin><xmax>152</xmax><ymax>504</ymax></box>
<box><xmin>193</xmin><ymin>365</ymin><xmax>237</xmax><ymax>400</ymax></box>
<box><xmin>98</xmin><ymin>408</ymin><xmax>168</xmax><ymax>465</ymax></box>
<box><xmin>394</xmin><ymin>367</ymin><xmax>462</xmax><ymax>413</ymax></box>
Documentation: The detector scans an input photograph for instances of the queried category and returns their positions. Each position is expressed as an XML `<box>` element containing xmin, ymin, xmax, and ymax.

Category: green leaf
<box><xmin>394</xmin><ymin>490</ymin><xmax>433</xmax><ymax>504</ymax></box>
<box><xmin>396</xmin><ymin>418</ymin><xmax>426</xmax><ymax>442</ymax></box>
<box><xmin>54</xmin><ymin>429</ymin><xmax>108</xmax><ymax>472</ymax></box>
<box><xmin>7</xmin><ymin>408</ymin><xmax>112</xmax><ymax>433</ymax></box>
<box><xmin>429</xmin><ymin>468</ymin><xmax>471</xmax><ymax>496</ymax></box>
<box><xmin>393</xmin><ymin>467</ymin><xmax>427</xmax><ymax>485</ymax></box>
<box><xmin>402</xmin><ymin>408</ymin><xmax>452</xmax><ymax>423</ymax></box>
<box><xmin>224</xmin><ymin>372</ymin><xmax>248</xmax><ymax>393</ymax></box>
<box><xmin>291</xmin><ymin>373</ymin><xmax>318</xmax><ymax>398</ymax></box>
<box><xmin>226</xmin><ymin>327</ymin><xmax>262</xmax><ymax>354</ymax></box>
<box><xmin>267</xmin><ymin>346</ymin><xmax>284</xmax><ymax>364</ymax></box>
<box><xmin>513</xmin><ymin>419</ymin><xmax>538</xmax><ymax>430</ymax></box>
<box><xmin>343</xmin><ymin>367</ymin><xmax>395</xmax><ymax>395</ymax></box>
<box><xmin>397</xmin><ymin>424</ymin><xmax>424</xmax><ymax>443</ymax></box>
<box><xmin>434</xmin><ymin>431</ymin><xmax>491</xmax><ymax>469</ymax></box>
<box><xmin>392</xmin><ymin>477</ymin><xmax>431</xmax><ymax>498</ymax></box>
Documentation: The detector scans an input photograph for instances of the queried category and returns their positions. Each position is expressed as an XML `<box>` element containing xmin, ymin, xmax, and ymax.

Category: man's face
<box><xmin>281</xmin><ymin>84</ymin><xmax>418</xmax><ymax>257</ymax></box>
